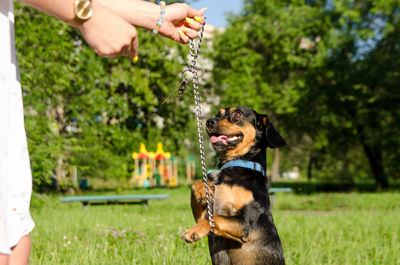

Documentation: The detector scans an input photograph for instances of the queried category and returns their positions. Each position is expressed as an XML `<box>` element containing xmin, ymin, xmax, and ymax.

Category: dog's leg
<box><xmin>183</xmin><ymin>181</ymin><xmax>247</xmax><ymax>244</ymax></box>
<box><xmin>181</xmin><ymin>181</ymin><xmax>208</xmax><ymax>244</ymax></box>
<box><xmin>181</xmin><ymin>219</ymin><xmax>210</xmax><ymax>243</ymax></box>
<box><xmin>190</xmin><ymin>180</ymin><xmax>215</xmax><ymax>222</ymax></box>
<box><xmin>181</xmin><ymin>215</ymin><xmax>247</xmax><ymax>244</ymax></box>
<box><xmin>182</xmin><ymin>180</ymin><xmax>215</xmax><ymax>244</ymax></box>
<box><xmin>190</xmin><ymin>180</ymin><xmax>207</xmax><ymax>222</ymax></box>
<box><xmin>212</xmin><ymin>216</ymin><xmax>247</xmax><ymax>243</ymax></box>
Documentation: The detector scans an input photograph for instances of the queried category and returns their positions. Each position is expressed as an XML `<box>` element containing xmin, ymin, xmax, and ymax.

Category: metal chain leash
<box><xmin>179</xmin><ymin>20</ymin><xmax>215</xmax><ymax>233</ymax></box>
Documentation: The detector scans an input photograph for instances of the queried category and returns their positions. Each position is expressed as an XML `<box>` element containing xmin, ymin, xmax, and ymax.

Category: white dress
<box><xmin>0</xmin><ymin>0</ymin><xmax>35</xmax><ymax>255</ymax></box>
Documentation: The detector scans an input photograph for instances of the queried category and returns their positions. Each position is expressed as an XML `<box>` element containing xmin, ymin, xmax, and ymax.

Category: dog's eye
<box><xmin>232</xmin><ymin>112</ymin><xmax>242</xmax><ymax>120</ymax></box>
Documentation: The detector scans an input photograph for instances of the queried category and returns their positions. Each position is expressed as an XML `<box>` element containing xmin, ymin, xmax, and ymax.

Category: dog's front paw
<box><xmin>181</xmin><ymin>222</ymin><xmax>210</xmax><ymax>244</ymax></box>
<box><xmin>191</xmin><ymin>180</ymin><xmax>207</xmax><ymax>206</ymax></box>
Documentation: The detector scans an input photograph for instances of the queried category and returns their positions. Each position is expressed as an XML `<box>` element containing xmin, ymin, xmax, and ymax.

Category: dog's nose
<box><xmin>206</xmin><ymin>118</ymin><xmax>218</xmax><ymax>129</ymax></box>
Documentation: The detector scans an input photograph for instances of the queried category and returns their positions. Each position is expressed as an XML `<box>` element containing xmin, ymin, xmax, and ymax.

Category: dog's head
<box><xmin>206</xmin><ymin>106</ymin><xmax>286</xmax><ymax>163</ymax></box>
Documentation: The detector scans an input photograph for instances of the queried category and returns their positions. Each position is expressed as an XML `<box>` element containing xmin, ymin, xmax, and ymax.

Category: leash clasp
<box><xmin>178</xmin><ymin>79</ymin><xmax>188</xmax><ymax>96</ymax></box>
<box><xmin>179</xmin><ymin>70</ymin><xmax>194</xmax><ymax>96</ymax></box>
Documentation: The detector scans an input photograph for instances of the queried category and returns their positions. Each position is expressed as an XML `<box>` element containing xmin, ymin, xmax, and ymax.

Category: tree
<box><xmin>299</xmin><ymin>0</ymin><xmax>400</xmax><ymax>188</ymax></box>
<box><xmin>211</xmin><ymin>0</ymin><xmax>400</xmax><ymax>188</ymax></box>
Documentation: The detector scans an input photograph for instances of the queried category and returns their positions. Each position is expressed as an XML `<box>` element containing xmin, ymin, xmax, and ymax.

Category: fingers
<box><xmin>158</xmin><ymin>3</ymin><xmax>206</xmax><ymax>43</ymax></box>
<box><xmin>181</xmin><ymin>6</ymin><xmax>206</xmax><ymax>40</ymax></box>
<box><xmin>176</xmin><ymin>17</ymin><xmax>202</xmax><ymax>42</ymax></box>
<box><xmin>187</xmin><ymin>6</ymin><xmax>207</xmax><ymax>18</ymax></box>
<box><xmin>107</xmin><ymin>53</ymin><xmax>119</xmax><ymax>59</ymax></box>
<box><xmin>184</xmin><ymin>17</ymin><xmax>202</xmax><ymax>31</ymax></box>
<box><xmin>129</xmin><ymin>34</ymin><xmax>139</xmax><ymax>63</ymax></box>
<box><xmin>102</xmin><ymin>27</ymin><xmax>139</xmax><ymax>62</ymax></box>
<box><xmin>182</xmin><ymin>27</ymin><xmax>199</xmax><ymax>39</ymax></box>
<box><xmin>177</xmin><ymin>29</ymin><xmax>190</xmax><ymax>43</ymax></box>
<box><xmin>120</xmin><ymin>46</ymin><xmax>130</xmax><ymax>57</ymax></box>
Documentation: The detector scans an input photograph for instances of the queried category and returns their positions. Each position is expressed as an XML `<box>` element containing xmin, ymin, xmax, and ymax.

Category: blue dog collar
<box><xmin>220</xmin><ymin>159</ymin><xmax>266</xmax><ymax>176</ymax></box>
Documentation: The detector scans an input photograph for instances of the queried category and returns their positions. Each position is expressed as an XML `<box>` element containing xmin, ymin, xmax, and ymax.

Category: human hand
<box><xmin>78</xmin><ymin>2</ymin><xmax>139</xmax><ymax>60</ymax></box>
<box><xmin>160</xmin><ymin>3</ymin><xmax>206</xmax><ymax>43</ymax></box>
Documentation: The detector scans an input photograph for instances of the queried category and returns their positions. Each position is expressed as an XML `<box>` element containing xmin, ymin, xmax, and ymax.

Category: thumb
<box><xmin>187</xmin><ymin>7</ymin><xmax>207</xmax><ymax>19</ymax></box>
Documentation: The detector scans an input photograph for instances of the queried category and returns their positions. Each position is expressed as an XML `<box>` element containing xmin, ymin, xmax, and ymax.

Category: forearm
<box><xmin>96</xmin><ymin>0</ymin><xmax>159</xmax><ymax>30</ymax></box>
<box><xmin>18</xmin><ymin>0</ymin><xmax>76</xmax><ymax>24</ymax></box>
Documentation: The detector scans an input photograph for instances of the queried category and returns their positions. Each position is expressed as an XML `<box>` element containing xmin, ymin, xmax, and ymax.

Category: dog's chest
<box><xmin>213</xmin><ymin>184</ymin><xmax>254</xmax><ymax>216</ymax></box>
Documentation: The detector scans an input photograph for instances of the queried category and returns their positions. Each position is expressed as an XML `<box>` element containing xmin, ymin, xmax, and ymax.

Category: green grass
<box><xmin>30</xmin><ymin>188</ymin><xmax>400</xmax><ymax>264</ymax></box>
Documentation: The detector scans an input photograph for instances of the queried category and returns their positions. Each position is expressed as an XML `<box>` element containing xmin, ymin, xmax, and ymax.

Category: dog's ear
<box><xmin>258</xmin><ymin>114</ymin><xmax>286</xmax><ymax>148</ymax></box>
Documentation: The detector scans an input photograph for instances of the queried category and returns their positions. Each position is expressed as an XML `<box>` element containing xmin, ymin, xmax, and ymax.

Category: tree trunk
<box><xmin>307</xmin><ymin>156</ymin><xmax>315</xmax><ymax>181</ymax></box>
<box><xmin>361</xmin><ymin>143</ymin><xmax>388</xmax><ymax>189</ymax></box>
<box><xmin>271</xmin><ymin>149</ymin><xmax>280</xmax><ymax>180</ymax></box>
<box><xmin>354</xmin><ymin>120</ymin><xmax>389</xmax><ymax>189</ymax></box>
<box><xmin>55</xmin><ymin>157</ymin><xmax>66</xmax><ymax>191</ymax></box>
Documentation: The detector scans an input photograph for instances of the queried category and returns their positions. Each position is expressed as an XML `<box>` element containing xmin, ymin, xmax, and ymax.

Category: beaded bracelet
<box><xmin>152</xmin><ymin>1</ymin><xmax>166</xmax><ymax>34</ymax></box>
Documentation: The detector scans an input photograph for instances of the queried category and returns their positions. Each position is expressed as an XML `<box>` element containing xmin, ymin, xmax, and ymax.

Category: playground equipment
<box><xmin>131</xmin><ymin>142</ymin><xmax>196</xmax><ymax>188</ymax></box>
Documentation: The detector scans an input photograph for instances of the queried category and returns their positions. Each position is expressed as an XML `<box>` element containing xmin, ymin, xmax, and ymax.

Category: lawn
<box><xmin>30</xmin><ymin>188</ymin><xmax>400</xmax><ymax>264</ymax></box>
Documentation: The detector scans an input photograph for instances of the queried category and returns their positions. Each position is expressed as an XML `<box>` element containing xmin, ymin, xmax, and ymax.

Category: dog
<box><xmin>181</xmin><ymin>106</ymin><xmax>286</xmax><ymax>265</ymax></box>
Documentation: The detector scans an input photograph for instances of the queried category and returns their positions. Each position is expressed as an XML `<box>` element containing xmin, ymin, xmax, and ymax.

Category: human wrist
<box><xmin>76</xmin><ymin>1</ymin><xmax>105</xmax><ymax>32</ymax></box>
<box><xmin>95</xmin><ymin>0</ymin><xmax>160</xmax><ymax>31</ymax></box>
<box><xmin>152</xmin><ymin>1</ymin><xmax>166</xmax><ymax>34</ymax></box>
<box><xmin>67</xmin><ymin>0</ymin><xmax>95</xmax><ymax>28</ymax></box>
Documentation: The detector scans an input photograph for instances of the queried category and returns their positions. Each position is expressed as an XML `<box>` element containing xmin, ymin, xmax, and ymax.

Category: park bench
<box><xmin>60</xmin><ymin>194</ymin><xmax>170</xmax><ymax>208</ymax></box>
<box><xmin>60</xmin><ymin>188</ymin><xmax>290</xmax><ymax>208</ymax></box>
<box><xmin>269</xmin><ymin>187</ymin><xmax>293</xmax><ymax>205</ymax></box>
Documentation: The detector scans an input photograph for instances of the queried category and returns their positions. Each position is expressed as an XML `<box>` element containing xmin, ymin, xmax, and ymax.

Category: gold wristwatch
<box><xmin>72</xmin><ymin>0</ymin><xmax>93</xmax><ymax>25</ymax></box>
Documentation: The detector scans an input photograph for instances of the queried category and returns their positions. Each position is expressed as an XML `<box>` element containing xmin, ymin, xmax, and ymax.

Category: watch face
<box><xmin>75</xmin><ymin>0</ymin><xmax>93</xmax><ymax>20</ymax></box>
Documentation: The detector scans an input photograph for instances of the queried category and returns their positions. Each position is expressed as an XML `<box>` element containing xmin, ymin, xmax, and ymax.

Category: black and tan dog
<box><xmin>181</xmin><ymin>106</ymin><xmax>286</xmax><ymax>265</ymax></box>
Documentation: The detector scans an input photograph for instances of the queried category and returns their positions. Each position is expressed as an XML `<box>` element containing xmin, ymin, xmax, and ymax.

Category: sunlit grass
<box><xmin>30</xmin><ymin>189</ymin><xmax>400</xmax><ymax>264</ymax></box>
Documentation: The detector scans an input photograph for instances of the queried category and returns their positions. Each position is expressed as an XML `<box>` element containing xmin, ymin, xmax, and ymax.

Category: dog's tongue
<box><xmin>211</xmin><ymin>135</ymin><xmax>228</xmax><ymax>145</ymax></box>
